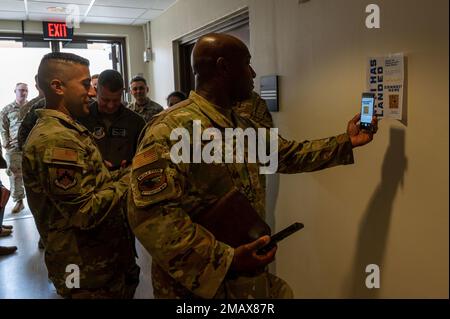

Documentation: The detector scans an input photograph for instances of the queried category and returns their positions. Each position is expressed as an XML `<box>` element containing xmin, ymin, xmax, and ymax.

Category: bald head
<box><xmin>192</xmin><ymin>33</ymin><xmax>256</xmax><ymax>105</ymax></box>
<box><xmin>192</xmin><ymin>33</ymin><xmax>249</xmax><ymax>78</ymax></box>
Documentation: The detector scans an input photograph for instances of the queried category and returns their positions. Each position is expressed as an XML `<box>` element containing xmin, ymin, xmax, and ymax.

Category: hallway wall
<box><xmin>149</xmin><ymin>0</ymin><xmax>449</xmax><ymax>298</ymax></box>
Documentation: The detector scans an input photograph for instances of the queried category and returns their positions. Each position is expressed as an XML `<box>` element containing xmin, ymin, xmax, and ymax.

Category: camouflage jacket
<box><xmin>127</xmin><ymin>91</ymin><xmax>354</xmax><ymax>299</ymax></box>
<box><xmin>1</xmin><ymin>100</ymin><xmax>31</xmax><ymax>151</ymax></box>
<box><xmin>233</xmin><ymin>92</ymin><xmax>274</xmax><ymax>210</ymax></box>
<box><xmin>128</xmin><ymin>98</ymin><xmax>164</xmax><ymax>123</ymax></box>
<box><xmin>22</xmin><ymin>109</ymin><xmax>139</xmax><ymax>298</ymax></box>
<box><xmin>17</xmin><ymin>97</ymin><xmax>46</xmax><ymax>151</ymax></box>
<box><xmin>233</xmin><ymin>91</ymin><xmax>274</xmax><ymax>129</ymax></box>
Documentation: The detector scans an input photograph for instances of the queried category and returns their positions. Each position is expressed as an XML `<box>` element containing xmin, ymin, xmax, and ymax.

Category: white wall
<box><xmin>150</xmin><ymin>0</ymin><xmax>449</xmax><ymax>298</ymax></box>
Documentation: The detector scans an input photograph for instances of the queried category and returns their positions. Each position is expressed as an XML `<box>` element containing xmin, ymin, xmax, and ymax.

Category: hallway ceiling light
<box><xmin>46</xmin><ymin>6</ymin><xmax>66</xmax><ymax>14</ymax></box>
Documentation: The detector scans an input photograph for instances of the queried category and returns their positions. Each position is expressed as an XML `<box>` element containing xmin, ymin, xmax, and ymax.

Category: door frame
<box><xmin>173</xmin><ymin>7</ymin><xmax>250</xmax><ymax>93</ymax></box>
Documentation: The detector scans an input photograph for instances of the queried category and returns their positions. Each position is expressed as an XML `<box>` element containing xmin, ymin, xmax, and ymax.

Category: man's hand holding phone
<box><xmin>348</xmin><ymin>113</ymin><xmax>378</xmax><ymax>148</ymax></box>
<box><xmin>230</xmin><ymin>222</ymin><xmax>304</xmax><ymax>275</ymax></box>
<box><xmin>348</xmin><ymin>93</ymin><xmax>379</xmax><ymax>148</ymax></box>
<box><xmin>231</xmin><ymin>235</ymin><xmax>277</xmax><ymax>274</ymax></box>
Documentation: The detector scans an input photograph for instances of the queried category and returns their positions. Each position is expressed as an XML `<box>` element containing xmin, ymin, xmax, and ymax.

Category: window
<box><xmin>0</xmin><ymin>40</ymin><xmax>51</xmax><ymax>107</ymax></box>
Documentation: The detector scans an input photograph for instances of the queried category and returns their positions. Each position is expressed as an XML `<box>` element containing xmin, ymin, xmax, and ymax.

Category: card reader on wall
<box><xmin>260</xmin><ymin>75</ymin><xmax>279</xmax><ymax>112</ymax></box>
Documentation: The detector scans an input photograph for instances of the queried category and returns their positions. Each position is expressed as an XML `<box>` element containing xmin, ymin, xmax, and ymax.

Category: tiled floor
<box><xmin>0</xmin><ymin>212</ymin><xmax>154</xmax><ymax>299</ymax></box>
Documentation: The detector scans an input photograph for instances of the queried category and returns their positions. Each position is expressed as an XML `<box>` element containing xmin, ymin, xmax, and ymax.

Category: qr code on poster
<box><xmin>389</xmin><ymin>94</ymin><xmax>399</xmax><ymax>109</ymax></box>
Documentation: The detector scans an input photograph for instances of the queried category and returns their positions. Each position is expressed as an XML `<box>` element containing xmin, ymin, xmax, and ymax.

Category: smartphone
<box><xmin>257</xmin><ymin>222</ymin><xmax>304</xmax><ymax>255</ymax></box>
<box><xmin>360</xmin><ymin>92</ymin><xmax>375</xmax><ymax>131</ymax></box>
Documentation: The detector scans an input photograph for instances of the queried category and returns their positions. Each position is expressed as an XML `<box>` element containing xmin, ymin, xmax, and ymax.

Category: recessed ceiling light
<box><xmin>47</xmin><ymin>6</ymin><xmax>65</xmax><ymax>14</ymax></box>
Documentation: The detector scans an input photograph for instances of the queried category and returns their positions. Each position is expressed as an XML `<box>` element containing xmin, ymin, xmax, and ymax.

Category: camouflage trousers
<box><xmin>5</xmin><ymin>151</ymin><xmax>25</xmax><ymax>202</ymax></box>
<box><xmin>60</xmin><ymin>264</ymin><xmax>141</xmax><ymax>299</ymax></box>
<box><xmin>215</xmin><ymin>272</ymin><xmax>294</xmax><ymax>299</ymax></box>
<box><xmin>152</xmin><ymin>262</ymin><xmax>294</xmax><ymax>299</ymax></box>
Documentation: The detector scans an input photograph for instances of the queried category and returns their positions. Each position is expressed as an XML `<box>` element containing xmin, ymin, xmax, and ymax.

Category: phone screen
<box><xmin>361</xmin><ymin>94</ymin><xmax>375</xmax><ymax>124</ymax></box>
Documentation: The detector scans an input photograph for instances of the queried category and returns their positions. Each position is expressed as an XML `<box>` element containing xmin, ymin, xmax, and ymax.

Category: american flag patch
<box><xmin>133</xmin><ymin>147</ymin><xmax>159</xmax><ymax>169</ymax></box>
<box><xmin>51</xmin><ymin>148</ymin><xmax>78</xmax><ymax>162</ymax></box>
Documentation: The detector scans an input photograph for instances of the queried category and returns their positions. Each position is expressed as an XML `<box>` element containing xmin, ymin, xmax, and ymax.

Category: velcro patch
<box><xmin>51</xmin><ymin>148</ymin><xmax>78</xmax><ymax>162</ymax></box>
<box><xmin>131</xmin><ymin>144</ymin><xmax>182</xmax><ymax>207</ymax></box>
<box><xmin>137</xmin><ymin>168</ymin><xmax>168</xmax><ymax>196</ymax></box>
<box><xmin>54</xmin><ymin>168</ymin><xmax>77</xmax><ymax>190</ymax></box>
<box><xmin>111</xmin><ymin>127</ymin><xmax>127</xmax><ymax>137</ymax></box>
<box><xmin>93</xmin><ymin>127</ymin><xmax>106</xmax><ymax>139</ymax></box>
<box><xmin>133</xmin><ymin>147</ymin><xmax>159</xmax><ymax>170</ymax></box>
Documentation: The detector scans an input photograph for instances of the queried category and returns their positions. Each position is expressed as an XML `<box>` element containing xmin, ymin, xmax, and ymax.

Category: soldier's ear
<box><xmin>216</xmin><ymin>57</ymin><xmax>230</xmax><ymax>77</ymax></box>
<box><xmin>50</xmin><ymin>79</ymin><xmax>64</xmax><ymax>96</ymax></box>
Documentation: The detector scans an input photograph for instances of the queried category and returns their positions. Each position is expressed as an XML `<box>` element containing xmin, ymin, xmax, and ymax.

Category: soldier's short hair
<box><xmin>40</xmin><ymin>52</ymin><xmax>89</xmax><ymax>67</ymax></box>
<box><xmin>15</xmin><ymin>82</ymin><xmax>28</xmax><ymax>88</ymax></box>
<box><xmin>167</xmin><ymin>91</ymin><xmax>187</xmax><ymax>102</ymax></box>
<box><xmin>130</xmin><ymin>75</ymin><xmax>147</xmax><ymax>86</ymax></box>
<box><xmin>38</xmin><ymin>52</ymin><xmax>90</xmax><ymax>91</ymax></box>
<box><xmin>98</xmin><ymin>69</ymin><xmax>124</xmax><ymax>92</ymax></box>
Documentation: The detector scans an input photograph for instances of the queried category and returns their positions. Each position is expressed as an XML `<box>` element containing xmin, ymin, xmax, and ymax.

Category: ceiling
<box><xmin>0</xmin><ymin>0</ymin><xmax>177</xmax><ymax>26</ymax></box>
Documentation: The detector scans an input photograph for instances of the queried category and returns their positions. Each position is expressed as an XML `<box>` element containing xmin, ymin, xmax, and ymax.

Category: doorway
<box><xmin>0</xmin><ymin>34</ymin><xmax>127</xmax><ymax>222</ymax></box>
<box><xmin>0</xmin><ymin>39</ymin><xmax>52</xmax><ymax>221</ymax></box>
<box><xmin>175</xmin><ymin>8</ymin><xmax>250</xmax><ymax>95</ymax></box>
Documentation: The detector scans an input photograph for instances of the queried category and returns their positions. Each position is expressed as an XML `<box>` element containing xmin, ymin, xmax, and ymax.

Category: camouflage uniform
<box><xmin>22</xmin><ymin>109</ymin><xmax>140</xmax><ymax>299</ymax></box>
<box><xmin>233</xmin><ymin>92</ymin><xmax>274</xmax><ymax>219</ymax></box>
<box><xmin>18</xmin><ymin>97</ymin><xmax>46</xmax><ymax>151</ymax></box>
<box><xmin>0</xmin><ymin>144</ymin><xmax>7</xmax><ymax>228</ymax></box>
<box><xmin>128</xmin><ymin>91</ymin><xmax>354</xmax><ymax>299</ymax></box>
<box><xmin>128</xmin><ymin>98</ymin><xmax>164</xmax><ymax>123</ymax></box>
<box><xmin>234</xmin><ymin>91</ymin><xmax>274</xmax><ymax>129</ymax></box>
<box><xmin>0</xmin><ymin>100</ymin><xmax>31</xmax><ymax>202</ymax></box>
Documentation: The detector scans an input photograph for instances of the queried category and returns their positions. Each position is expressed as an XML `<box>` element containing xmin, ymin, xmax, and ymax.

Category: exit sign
<box><xmin>43</xmin><ymin>22</ymin><xmax>73</xmax><ymax>41</ymax></box>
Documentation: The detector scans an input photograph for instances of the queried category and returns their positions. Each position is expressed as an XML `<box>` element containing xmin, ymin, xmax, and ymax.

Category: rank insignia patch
<box><xmin>54</xmin><ymin>168</ymin><xmax>77</xmax><ymax>190</ymax></box>
<box><xmin>138</xmin><ymin>168</ymin><xmax>168</xmax><ymax>196</ymax></box>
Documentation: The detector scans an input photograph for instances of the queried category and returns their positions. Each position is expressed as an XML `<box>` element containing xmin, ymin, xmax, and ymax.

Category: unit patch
<box><xmin>137</xmin><ymin>168</ymin><xmax>168</xmax><ymax>196</ymax></box>
<box><xmin>54</xmin><ymin>168</ymin><xmax>77</xmax><ymax>190</ymax></box>
<box><xmin>93</xmin><ymin>126</ymin><xmax>106</xmax><ymax>139</ymax></box>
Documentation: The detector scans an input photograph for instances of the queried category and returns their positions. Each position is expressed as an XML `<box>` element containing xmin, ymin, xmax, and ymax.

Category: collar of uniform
<box><xmin>9</xmin><ymin>101</ymin><xmax>20</xmax><ymax>108</ymax></box>
<box><xmin>134</xmin><ymin>97</ymin><xmax>151</xmax><ymax>109</ymax></box>
<box><xmin>90</xmin><ymin>101</ymin><xmax>126</xmax><ymax>119</ymax></box>
<box><xmin>26</xmin><ymin>96</ymin><xmax>42</xmax><ymax>106</ymax></box>
<box><xmin>189</xmin><ymin>91</ymin><xmax>234</xmax><ymax>128</ymax></box>
<box><xmin>36</xmin><ymin>109</ymin><xmax>89</xmax><ymax>134</ymax></box>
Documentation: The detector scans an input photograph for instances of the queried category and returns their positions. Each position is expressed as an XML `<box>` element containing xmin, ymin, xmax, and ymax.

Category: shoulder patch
<box><xmin>131</xmin><ymin>145</ymin><xmax>182</xmax><ymax>208</ymax></box>
<box><xmin>51</xmin><ymin>147</ymin><xmax>78</xmax><ymax>162</ymax></box>
<box><xmin>54</xmin><ymin>168</ymin><xmax>77</xmax><ymax>190</ymax></box>
<box><xmin>137</xmin><ymin>168</ymin><xmax>167</xmax><ymax>196</ymax></box>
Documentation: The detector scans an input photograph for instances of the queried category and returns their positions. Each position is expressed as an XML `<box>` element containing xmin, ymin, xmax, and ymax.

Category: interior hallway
<box><xmin>0</xmin><ymin>208</ymin><xmax>154</xmax><ymax>299</ymax></box>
